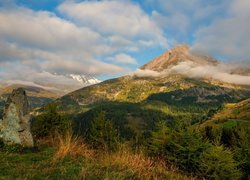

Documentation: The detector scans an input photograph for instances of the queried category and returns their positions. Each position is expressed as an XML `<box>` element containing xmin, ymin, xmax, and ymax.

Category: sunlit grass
<box><xmin>52</xmin><ymin>131</ymin><xmax>94</xmax><ymax>162</ymax></box>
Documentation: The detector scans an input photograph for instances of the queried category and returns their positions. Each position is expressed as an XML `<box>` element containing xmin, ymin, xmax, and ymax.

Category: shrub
<box><xmin>149</xmin><ymin>121</ymin><xmax>211</xmax><ymax>173</ymax></box>
<box><xmin>32</xmin><ymin>103</ymin><xmax>72</xmax><ymax>138</ymax></box>
<box><xmin>148</xmin><ymin>121</ymin><xmax>171</xmax><ymax>156</ymax></box>
<box><xmin>234</xmin><ymin>127</ymin><xmax>250</xmax><ymax>179</ymax></box>
<box><xmin>149</xmin><ymin>120</ymin><xmax>245</xmax><ymax>178</ymax></box>
<box><xmin>165</xmin><ymin>128</ymin><xmax>211</xmax><ymax>173</ymax></box>
<box><xmin>200</xmin><ymin>145</ymin><xmax>242</xmax><ymax>179</ymax></box>
<box><xmin>202</xmin><ymin>125</ymin><xmax>249</xmax><ymax>178</ymax></box>
<box><xmin>88</xmin><ymin>111</ymin><xmax>119</xmax><ymax>151</ymax></box>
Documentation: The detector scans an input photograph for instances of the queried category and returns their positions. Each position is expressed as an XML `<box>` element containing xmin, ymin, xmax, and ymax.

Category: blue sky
<box><xmin>0</xmin><ymin>0</ymin><xmax>249</xmax><ymax>84</ymax></box>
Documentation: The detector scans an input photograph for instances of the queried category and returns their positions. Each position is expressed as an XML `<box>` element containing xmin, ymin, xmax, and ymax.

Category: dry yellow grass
<box><xmin>52</xmin><ymin>131</ymin><xmax>94</xmax><ymax>162</ymax></box>
<box><xmin>37</xmin><ymin>133</ymin><xmax>196</xmax><ymax>179</ymax></box>
<box><xmin>96</xmin><ymin>145</ymin><xmax>192</xmax><ymax>179</ymax></box>
<box><xmin>34</xmin><ymin>136</ymin><xmax>194</xmax><ymax>179</ymax></box>
<box><xmin>103</xmin><ymin>146</ymin><xmax>154</xmax><ymax>173</ymax></box>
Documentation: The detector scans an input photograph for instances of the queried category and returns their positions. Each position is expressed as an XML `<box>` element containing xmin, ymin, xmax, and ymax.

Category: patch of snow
<box><xmin>68</xmin><ymin>74</ymin><xmax>101</xmax><ymax>86</ymax></box>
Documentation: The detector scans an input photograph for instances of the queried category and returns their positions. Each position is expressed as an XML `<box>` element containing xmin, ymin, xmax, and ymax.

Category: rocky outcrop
<box><xmin>0</xmin><ymin>88</ymin><xmax>34</xmax><ymax>147</ymax></box>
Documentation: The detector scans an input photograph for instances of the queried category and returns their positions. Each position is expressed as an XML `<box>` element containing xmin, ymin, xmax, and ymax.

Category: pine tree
<box><xmin>148</xmin><ymin>121</ymin><xmax>170</xmax><ymax>156</ymax></box>
<box><xmin>201</xmin><ymin>145</ymin><xmax>242</xmax><ymax>179</ymax></box>
<box><xmin>89</xmin><ymin>111</ymin><xmax>118</xmax><ymax>151</ymax></box>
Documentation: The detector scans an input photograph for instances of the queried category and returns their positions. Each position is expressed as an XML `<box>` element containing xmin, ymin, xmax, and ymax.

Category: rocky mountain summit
<box><xmin>141</xmin><ymin>44</ymin><xmax>218</xmax><ymax>71</ymax></box>
<box><xmin>0</xmin><ymin>88</ymin><xmax>33</xmax><ymax>147</ymax></box>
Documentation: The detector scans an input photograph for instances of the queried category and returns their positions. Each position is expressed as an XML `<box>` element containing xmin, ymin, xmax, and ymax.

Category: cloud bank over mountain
<box><xmin>133</xmin><ymin>61</ymin><xmax>250</xmax><ymax>85</ymax></box>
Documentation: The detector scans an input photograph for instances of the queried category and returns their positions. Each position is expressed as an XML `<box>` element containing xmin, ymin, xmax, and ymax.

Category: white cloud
<box><xmin>150</xmin><ymin>0</ymin><xmax>224</xmax><ymax>41</ymax></box>
<box><xmin>132</xmin><ymin>69</ymin><xmax>161</xmax><ymax>78</ymax></box>
<box><xmin>0</xmin><ymin>7</ymin><xmax>122</xmax><ymax>69</ymax></box>
<box><xmin>0</xmin><ymin>1</ymin><xmax>170</xmax><ymax>85</ymax></box>
<box><xmin>192</xmin><ymin>0</ymin><xmax>250</xmax><ymax>60</ymax></box>
<box><xmin>42</xmin><ymin>56</ymin><xmax>128</xmax><ymax>75</ymax></box>
<box><xmin>109</xmin><ymin>54</ymin><xmax>137</xmax><ymax>65</ymax></box>
<box><xmin>3</xmin><ymin>80</ymin><xmax>61</xmax><ymax>91</ymax></box>
<box><xmin>170</xmin><ymin>61</ymin><xmax>250</xmax><ymax>85</ymax></box>
<box><xmin>0</xmin><ymin>8</ymin><xmax>101</xmax><ymax>52</ymax></box>
<box><xmin>0</xmin><ymin>5</ymin><xmax>136</xmax><ymax>84</ymax></box>
<box><xmin>146</xmin><ymin>0</ymin><xmax>250</xmax><ymax>61</ymax></box>
<box><xmin>58</xmin><ymin>0</ymin><xmax>168</xmax><ymax>48</ymax></box>
<box><xmin>0</xmin><ymin>64</ymin><xmax>78</xmax><ymax>86</ymax></box>
<box><xmin>133</xmin><ymin>61</ymin><xmax>250</xmax><ymax>85</ymax></box>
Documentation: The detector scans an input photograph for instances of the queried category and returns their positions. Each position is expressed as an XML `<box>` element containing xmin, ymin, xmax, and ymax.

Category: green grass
<box><xmin>223</xmin><ymin>120</ymin><xmax>238</xmax><ymax>129</ymax></box>
<box><xmin>0</xmin><ymin>147</ymin><xmax>84</xmax><ymax>179</ymax></box>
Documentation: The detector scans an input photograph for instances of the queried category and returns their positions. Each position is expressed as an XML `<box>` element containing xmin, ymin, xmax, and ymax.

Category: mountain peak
<box><xmin>141</xmin><ymin>44</ymin><xmax>217</xmax><ymax>71</ymax></box>
<box><xmin>168</xmin><ymin>44</ymin><xmax>190</xmax><ymax>53</ymax></box>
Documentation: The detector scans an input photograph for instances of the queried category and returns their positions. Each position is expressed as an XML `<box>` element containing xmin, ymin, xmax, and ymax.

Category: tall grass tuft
<box><xmin>52</xmin><ymin>131</ymin><xmax>94</xmax><ymax>162</ymax></box>
<box><xmin>104</xmin><ymin>145</ymin><xmax>154</xmax><ymax>173</ymax></box>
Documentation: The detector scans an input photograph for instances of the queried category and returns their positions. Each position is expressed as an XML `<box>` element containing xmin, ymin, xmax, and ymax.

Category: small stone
<box><xmin>0</xmin><ymin>88</ymin><xmax>34</xmax><ymax>147</ymax></box>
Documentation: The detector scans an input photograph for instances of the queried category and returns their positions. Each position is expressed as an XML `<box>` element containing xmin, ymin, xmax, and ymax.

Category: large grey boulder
<box><xmin>0</xmin><ymin>88</ymin><xmax>34</xmax><ymax>147</ymax></box>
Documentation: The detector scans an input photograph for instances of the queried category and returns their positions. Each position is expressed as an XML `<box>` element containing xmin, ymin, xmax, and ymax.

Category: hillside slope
<box><xmin>213</xmin><ymin>99</ymin><xmax>250</xmax><ymax>121</ymax></box>
<box><xmin>58</xmin><ymin>45</ymin><xmax>250</xmax><ymax>113</ymax></box>
<box><xmin>201</xmin><ymin>98</ymin><xmax>250</xmax><ymax>128</ymax></box>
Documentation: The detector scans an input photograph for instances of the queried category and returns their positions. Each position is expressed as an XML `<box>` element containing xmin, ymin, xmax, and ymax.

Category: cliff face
<box><xmin>0</xmin><ymin>88</ymin><xmax>34</xmax><ymax>147</ymax></box>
